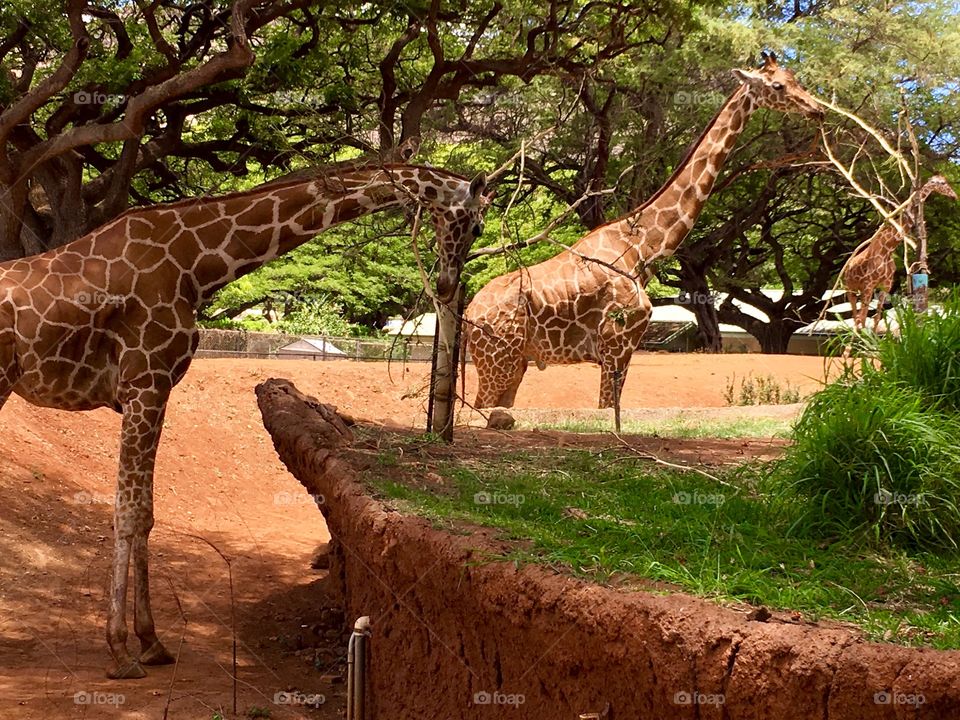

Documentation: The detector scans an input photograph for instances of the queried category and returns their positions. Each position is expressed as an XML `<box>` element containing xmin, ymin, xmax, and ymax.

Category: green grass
<box><xmin>517</xmin><ymin>415</ymin><xmax>792</xmax><ymax>439</ymax></box>
<box><xmin>367</xmin><ymin>450</ymin><xmax>960</xmax><ymax>648</ymax></box>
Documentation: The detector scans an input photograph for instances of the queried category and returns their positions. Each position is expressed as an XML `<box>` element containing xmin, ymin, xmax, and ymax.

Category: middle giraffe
<box><xmin>465</xmin><ymin>53</ymin><xmax>823</xmax><ymax>409</ymax></box>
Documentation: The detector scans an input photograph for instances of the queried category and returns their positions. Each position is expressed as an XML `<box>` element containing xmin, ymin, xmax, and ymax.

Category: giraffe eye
<box><xmin>772</xmin><ymin>82</ymin><xmax>784</xmax><ymax>91</ymax></box>
<box><xmin>472</xmin><ymin>223</ymin><xmax>483</xmax><ymax>238</ymax></box>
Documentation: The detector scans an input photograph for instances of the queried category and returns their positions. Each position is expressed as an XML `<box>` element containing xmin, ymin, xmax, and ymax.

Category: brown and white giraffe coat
<box><xmin>842</xmin><ymin>174</ymin><xmax>957</xmax><ymax>330</ymax></box>
<box><xmin>465</xmin><ymin>54</ymin><xmax>823</xmax><ymax>409</ymax></box>
<box><xmin>0</xmin><ymin>162</ymin><xmax>488</xmax><ymax>678</ymax></box>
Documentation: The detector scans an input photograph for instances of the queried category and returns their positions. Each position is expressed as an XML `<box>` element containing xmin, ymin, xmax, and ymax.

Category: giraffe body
<box><xmin>465</xmin><ymin>54</ymin><xmax>823</xmax><ymax>409</ymax></box>
<box><xmin>0</xmin><ymin>162</ymin><xmax>488</xmax><ymax>678</ymax></box>
<box><xmin>842</xmin><ymin>175</ymin><xmax>957</xmax><ymax>331</ymax></box>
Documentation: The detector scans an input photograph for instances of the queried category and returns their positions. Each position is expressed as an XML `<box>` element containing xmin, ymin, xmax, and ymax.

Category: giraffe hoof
<box><xmin>107</xmin><ymin>658</ymin><xmax>147</xmax><ymax>679</ymax></box>
<box><xmin>140</xmin><ymin>640</ymin><xmax>176</xmax><ymax>666</ymax></box>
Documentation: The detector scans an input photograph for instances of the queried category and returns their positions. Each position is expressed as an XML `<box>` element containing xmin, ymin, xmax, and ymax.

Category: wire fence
<box><xmin>196</xmin><ymin>329</ymin><xmax>438</xmax><ymax>362</ymax></box>
<box><xmin>194</xmin><ymin>321</ymin><xmax>699</xmax><ymax>363</ymax></box>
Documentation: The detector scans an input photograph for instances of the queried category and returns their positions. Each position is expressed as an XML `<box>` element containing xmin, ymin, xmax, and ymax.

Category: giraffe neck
<box><xmin>874</xmin><ymin>185</ymin><xmax>931</xmax><ymax>254</ymax></box>
<box><xmin>100</xmin><ymin>166</ymin><xmax>453</xmax><ymax>304</ymax></box>
<box><xmin>606</xmin><ymin>86</ymin><xmax>756</xmax><ymax>272</ymax></box>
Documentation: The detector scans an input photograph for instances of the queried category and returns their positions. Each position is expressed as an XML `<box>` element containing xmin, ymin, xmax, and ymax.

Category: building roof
<box><xmin>278</xmin><ymin>338</ymin><xmax>346</xmax><ymax>355</ymax></box>
<box><xmin>384</xmin><ymin>313</ymin><xmax>437</xmax><ymax>337</ymax></box>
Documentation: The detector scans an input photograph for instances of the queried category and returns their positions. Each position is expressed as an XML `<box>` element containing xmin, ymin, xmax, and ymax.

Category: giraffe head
<box><xmin>922</xmin><ymin>174</ymin><xmax>958</xmax><ymax>201</ymax></box>
<box><xmin>429</xmin><ymin>173</ymin><xmax>491</xmax><ymax>303</ymax></box>
<box><xmin>732</xmin><ymin>52</ymin><xmax>824</xmax><ymax>122</ymax></box>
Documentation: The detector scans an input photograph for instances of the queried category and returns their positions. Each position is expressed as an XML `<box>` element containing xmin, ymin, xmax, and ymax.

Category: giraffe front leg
<box><xmin>599</xmin><ymin>357</ymin><xmax>630</xmax><ymax>409</ymax></box>
<box><xmin>597</xmin><ymin>309</ymin><xmax>640</xmax><ymax>410</ymax></box>
<box><xmin>872</xmin><ymin>289</ymin><xmax>888</xmax><ymax>333</ymax></box>
<box><xmin>106</xmin><ymin>391</ymin><xmax>171</xmax><ymax>679</ymax></box>
<box><xmin>857</xmin><ymin>287</ymin><xmax>875</xmax><ymax>330</ymax></box>
<box><xmin>845</xmin><ymin>291</ymin><xmax>861</xmax><ymax>330</ymax></box>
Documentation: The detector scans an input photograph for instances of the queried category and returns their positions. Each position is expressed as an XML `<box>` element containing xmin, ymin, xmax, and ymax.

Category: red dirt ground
<box><xmin>0</xmin><ymin>354</ymin><xmax>828</xmax><ymax>719</ymax></box>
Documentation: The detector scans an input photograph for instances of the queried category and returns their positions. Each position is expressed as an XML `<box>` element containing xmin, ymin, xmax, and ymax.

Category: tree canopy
<box><xmin>2</xmin><ymin>0</ymin><xmax>958</xmax><ymax>348</ymax></box>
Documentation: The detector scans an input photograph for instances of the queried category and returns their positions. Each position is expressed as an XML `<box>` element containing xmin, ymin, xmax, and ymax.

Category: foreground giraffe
<box><xmin>842</xmin><ymin>174</ymin><xmax>957</xmax><ymax>331</ymax></box>
<box><xmin>464</xmin><ymin>53</ymin><xmax>823</xmax><ymax>409</ymax></box>
<box><xmin>0</xmin><ymin>161</ymin><xmax>488</xmax><ymax>678</ymax></box>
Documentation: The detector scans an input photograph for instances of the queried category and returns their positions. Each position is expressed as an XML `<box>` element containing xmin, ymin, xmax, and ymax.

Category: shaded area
<box><xmin>0</xmin><ymin>361</ymin><xmax>352</xmax><ymax>719</ymax></box>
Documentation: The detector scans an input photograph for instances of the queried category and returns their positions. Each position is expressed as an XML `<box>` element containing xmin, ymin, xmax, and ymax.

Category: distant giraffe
<box><xmin>0</xmin><ymin>161</ymin><xmax>489</xmax><ymax>679</ymax></box>
<box><xmin>842</xmin><ymin>174</ymin><xmax>957</xmax><ymax>331</ymax></box>
<box><xmin>464</xmin><ymin>53</ymin><xmax>823</xmax><ymax>409</ymax></box>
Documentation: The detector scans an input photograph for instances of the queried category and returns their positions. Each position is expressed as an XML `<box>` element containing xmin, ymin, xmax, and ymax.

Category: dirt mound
<box><xmin>257</xmin><ymin>378</ymin><xmax>960</xmax><ymax>720</ymax></box>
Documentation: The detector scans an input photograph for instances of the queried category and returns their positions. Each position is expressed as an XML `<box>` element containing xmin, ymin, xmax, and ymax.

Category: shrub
<box><xmin>723</xmin><ymin>373</ymin><xmax>802</xmax><ymax>406</ymax></box>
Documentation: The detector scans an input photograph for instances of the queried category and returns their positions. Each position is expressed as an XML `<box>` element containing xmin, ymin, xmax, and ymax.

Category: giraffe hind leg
<box><xmin>473</xmin><ymin>346</ymin><xmax>527</xmax><ymax>409</ymax></box>
<box><xmin>0</xmin><ymin>337</ymin><xmax>14</xmax><ymax>412</ymax></box>
<box><xmin>495</xmin><ymin>358</ymin><xmax>528</xmax><ymax>408</ymax></box>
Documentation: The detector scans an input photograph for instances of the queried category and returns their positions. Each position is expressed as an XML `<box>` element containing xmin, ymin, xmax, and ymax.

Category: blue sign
<box><xmin>911</xmin><ymin>273</ymin><xmax>929</xmax><ymax>290</ymax></box>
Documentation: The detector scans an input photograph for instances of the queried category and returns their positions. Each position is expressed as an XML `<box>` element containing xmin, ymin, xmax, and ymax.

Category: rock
<box><xmin>320</xmin><ymin>608</ymin><xmax>344</xmax><ymax>626</ymax></box>
<box><xmin>486</xmin><ymin>409</ymin><xmax>515</xmax><ymax>430</ymax></box>
<box><xmin>310</xmin><ymin>543</ymin><xmax>332</xmax><ymax>569</ymax></box>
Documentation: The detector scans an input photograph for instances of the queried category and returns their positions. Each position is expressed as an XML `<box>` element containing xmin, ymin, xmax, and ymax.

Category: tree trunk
<box><xmin>428</xmin><ymin>285</ymin><xmax>463</xmax><ymax>442</ymax></box>
<box><xmin>678</xmin><ymin>262</ymin><xmax>722</xmax><ymax>352</ymax></box>
<box><xmin>751</xmin><ymin>320</ymin><xmax>796</xmax><ymax>354</ymax></box>
<box><xmin>0</xmin><ymin>181</ymin><xmax>30</xmax><ymax>260</ymax></box>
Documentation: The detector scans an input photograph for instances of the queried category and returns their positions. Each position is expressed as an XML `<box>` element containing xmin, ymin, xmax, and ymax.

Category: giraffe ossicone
<box><xmin>0</xmin><ymin>160</ymin><xmax>489</xmax><ymax>679</ymax></box>
<box><xmin>842</xmin><ymin>174</ymin><xmax>957</xmax><ymax>332</ymax></box>
<box><xmin>464</xmin><ymin>53</ymin><xmax>823</xmax><ymax>411</ymax></box>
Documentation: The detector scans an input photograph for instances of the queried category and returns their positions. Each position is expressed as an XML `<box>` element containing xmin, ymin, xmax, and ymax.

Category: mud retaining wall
<box><xmin>255</xmin><ymin>378</ymin><xmax>960</xmax><ymax>720</ymax></box>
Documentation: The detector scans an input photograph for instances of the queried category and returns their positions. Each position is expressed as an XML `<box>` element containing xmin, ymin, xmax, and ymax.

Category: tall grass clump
<box><xmin>870</xmin><ymin>295</ymin><xmax>960</xmax><ymax>413</ymax></box>
<box><xmin>777</xmin><ymin>293</ymin><xmax>960</xmax><ymax>550</ymax></box>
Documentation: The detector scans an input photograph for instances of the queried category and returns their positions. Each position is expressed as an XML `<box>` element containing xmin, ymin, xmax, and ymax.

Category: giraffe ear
<box><xmin>732</xmin><ymin>68</ymin><xmax>756</xmax><ymax>84</ymax></box>
<box><xmin>469</xmin><ymin>173</ymin><xmax>487</xmax><ymax>198</ymax></box>
<box><xmin>398</xmin><ymin>136</ymin><xmax>420</xmax><ymax>162</ymax></box>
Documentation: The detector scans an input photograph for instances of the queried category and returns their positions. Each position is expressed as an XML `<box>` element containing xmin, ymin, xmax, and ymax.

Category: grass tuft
<box><xmin>777</xmin><ymin>293</ymin><xmax>960</xmax><ymax>551</ymax></box>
